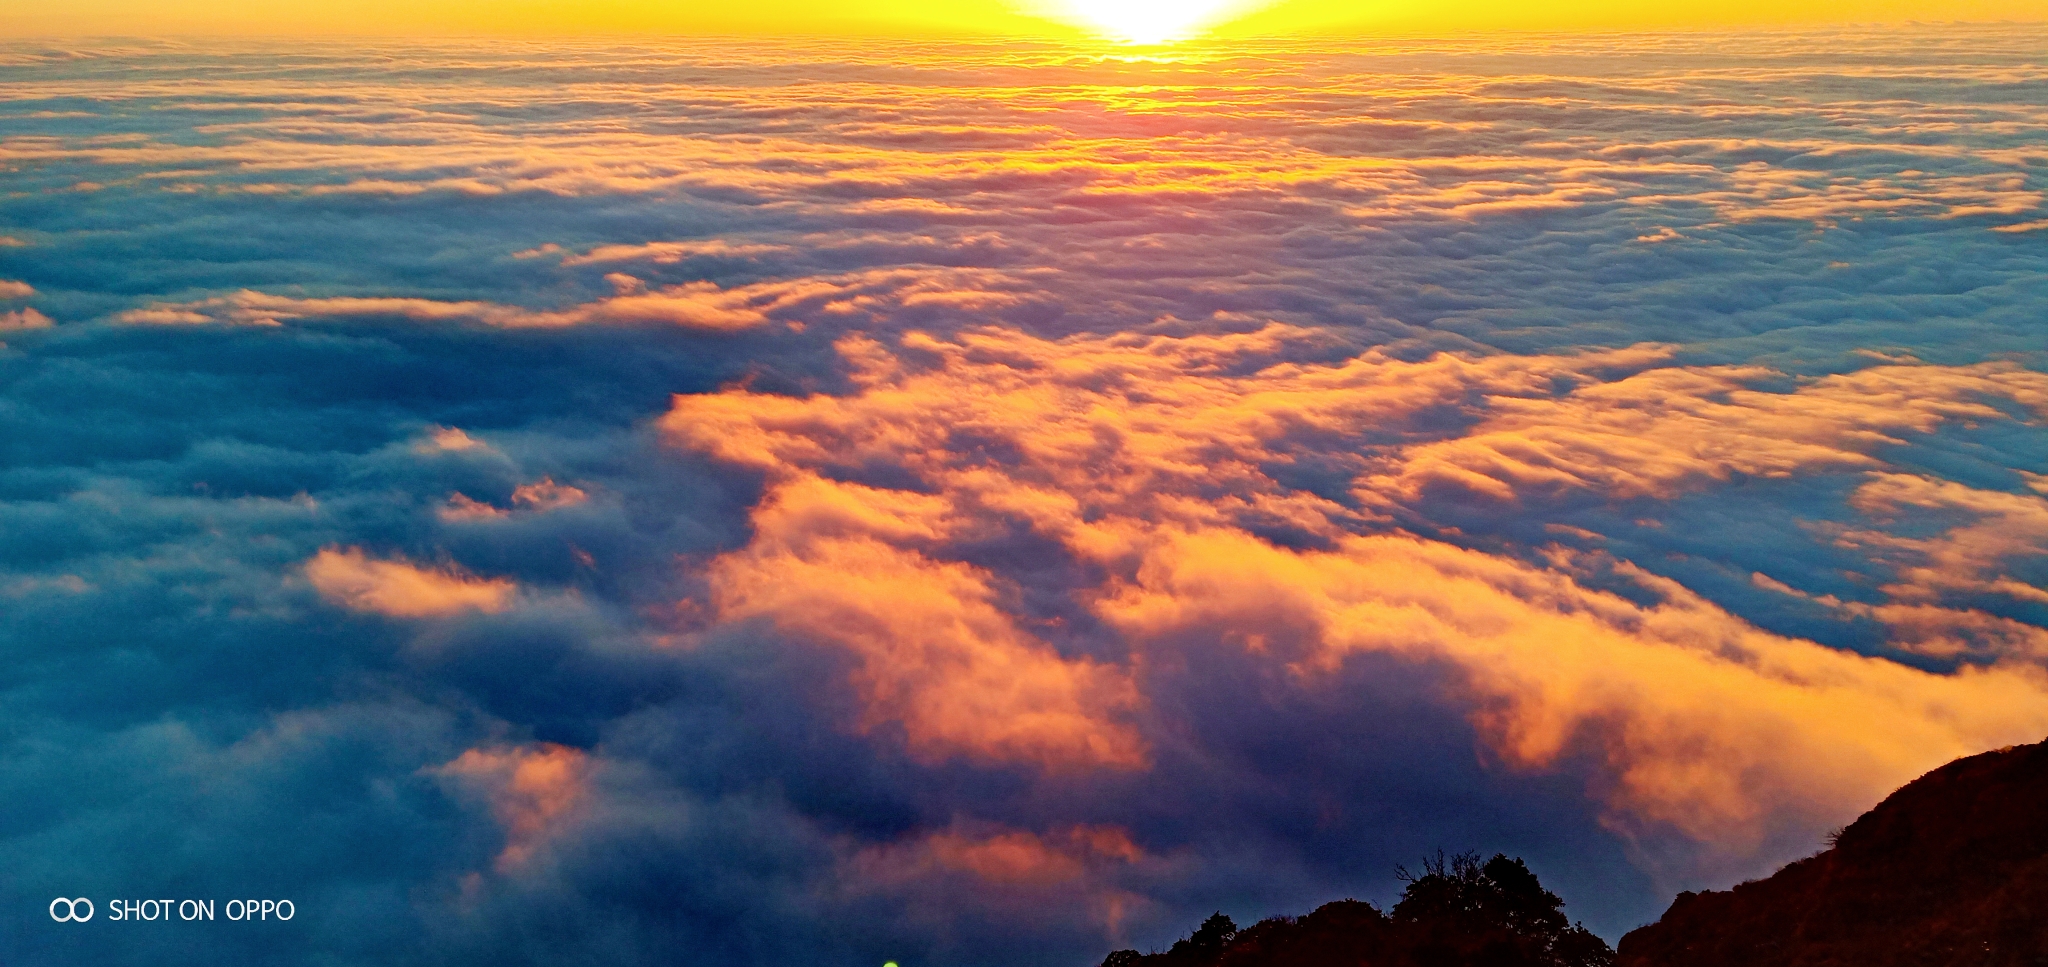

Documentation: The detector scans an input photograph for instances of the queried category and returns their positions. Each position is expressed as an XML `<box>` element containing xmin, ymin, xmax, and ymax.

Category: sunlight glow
<box><xmin>1030</xmin><ymin>0</ymin><xmax>1260</xmax><ymax>43</ymax></box>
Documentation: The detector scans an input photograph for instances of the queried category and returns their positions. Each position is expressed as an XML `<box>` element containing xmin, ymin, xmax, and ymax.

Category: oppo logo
<box><xmin>49</xmin><ymin>898</ymin><xmax>94</xmax><ymax>922</ymax></box>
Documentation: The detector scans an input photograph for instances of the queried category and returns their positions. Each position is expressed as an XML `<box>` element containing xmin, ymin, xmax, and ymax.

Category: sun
<box><xmin>1029</xmin><ymin>0</ymin><xmax>1258</xmax><ymax>44</ymax></box>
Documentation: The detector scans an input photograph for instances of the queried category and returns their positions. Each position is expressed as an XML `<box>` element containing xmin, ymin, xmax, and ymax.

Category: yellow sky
<box><xmin>3</xmin><ymin>0</ymin><xmax>2043</xmax><ymax>39</ymax></box>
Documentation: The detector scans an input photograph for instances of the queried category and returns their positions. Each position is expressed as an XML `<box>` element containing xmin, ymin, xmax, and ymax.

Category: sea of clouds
<box><xmin>2</xmin><ymin>28</ymin><xmax>2046</xmax><ymax>966</ymax></box>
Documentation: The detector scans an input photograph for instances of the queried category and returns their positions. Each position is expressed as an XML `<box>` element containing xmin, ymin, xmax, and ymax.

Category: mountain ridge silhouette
<box><xmin>1617</xmin><ymin>735</ymin><xmax>2048</xmax><ymax>966</ymax></box>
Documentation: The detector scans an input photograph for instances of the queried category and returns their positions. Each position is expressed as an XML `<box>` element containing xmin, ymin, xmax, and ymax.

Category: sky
<box><xmin>2</xmin><ymin>18</ymin><xmax>2048</xmax><ymax>967</ymax></box>
<box><xmin>4</xmin><ymin>0</ymin><xmax>2047</xmax><ymax>40</ymax></box>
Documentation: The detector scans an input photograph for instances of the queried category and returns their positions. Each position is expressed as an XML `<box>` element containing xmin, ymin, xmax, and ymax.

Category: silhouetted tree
<box><xmin>1392</xmin><ymin>852</ymin><xmax>1612</xmax><ymax>967</ymax></box>
<box><xmin>1191</xmin><ymin>913</ymin><xmax>1237</xmax><ymax>951</ymax></box>
<box><xmin>1096</xmin><ymin>852</ymin><xmax>1610</xmax><ymax>967</ymax></box>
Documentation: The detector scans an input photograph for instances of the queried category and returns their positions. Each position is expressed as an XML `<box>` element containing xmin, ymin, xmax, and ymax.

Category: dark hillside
<box><xmin>1618</xmin><ymin>738</ymin><xmax>2048</xmax><ymax>967</ymax></box>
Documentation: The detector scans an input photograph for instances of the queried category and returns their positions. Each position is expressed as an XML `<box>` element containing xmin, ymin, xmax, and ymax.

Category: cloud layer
<box><xmin>2</xmin><ymin>28</ymin><xmax>2045</xmax><ymax>967</ymax></box>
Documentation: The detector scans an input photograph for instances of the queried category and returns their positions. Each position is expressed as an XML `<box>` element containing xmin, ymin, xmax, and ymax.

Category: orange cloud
<box><xmin>112</xmin><ymin>267</ymin><xmax>1042</xmax><ymax>334</ymax></box>
<box><xmin>1844</xmin><ymin>473</ymin><xmax>2048</xmax><ymax>607</ymax></box>
<box><xmin>305</xmin><ymin>546</ymin><xmax>516</xmax><ymax>618</ymax></box>
<box><xmin>438</xmin><ymin>493</ymin><xmax>509</xmax><ymax>522</ymax></box>
<box><xmin>110</xmin><ymin>307</ymin><xmax>226</xmax><ymax>326</ymax></box>
<box><xmin>1628</xmin><ymin>163</ymin><xmax>2046</xmax><ymax>225</ymax></box>
<box><xmin>555</xmin><ymin>239</ymin><xmax>789</xmax><ymax>266</ymax></box>
<box><xmin>663</xmin><ymin>323</ymin><xmax>2048</xmax><ymax>866</ymax></box>
<box><xmin>439</xmin><ymin>478</ymin><xmax>589</xmax><ymax>522</ymax></box>
<box><xmin>0</xmin><ymin>307</ymin><xmax>52</xmax><ymax>331</ymax></box>
<box><xmin>666</xmin><ymin>326</ymin><xmax>1668</xmax><ymax>771</ymax></box>
<box><xmin>1358</xmin><ymin>361</ymin><xmax>2048</xmax><ymax>506</ymax></box>
<box><xmin>1748</xmin><ymin>473</ymin><xmax>2048</xmax><ymax>663</ymax></box>
<box><xmin>840</xmin><ymin>822</ymin><xmax>1156</xmax><ymax>940</ymax></box>
<box><xmin>708</xmin><ymin>477</ymin><xmax>1146</xmax><ymax>771</ymax></box>
<box><xmin>1096</xmin><ymin>527</ymin><xmax>2048</xmax><ymax>851</ymax></box>
<box><xmin>512</xmin><ymin>477</ymin><xmax>588</xmax><ymax>511</ymax></box>
<box><xmin>115</xmin><ymin>285</ymin><xmax>768</xmax><ymax>331</ymax></box>
<box><xmin>418</xmin><ymin>426</ymin><xmax>488</xmax><ymax>453</ymax></box>
<box><xmin>851</xmin><ymin>823</ymin><xmax>1148</xmax><ymax>888</ymax></box>
<box><xmin>667</xmin><ymin>324</ymin><xmax>1676</xmax><ymax>558</ymax></box>
<box><xmin>433</xmin><ymin>743</ymin><xmax>591</xmax><ymax>872</ymax></box>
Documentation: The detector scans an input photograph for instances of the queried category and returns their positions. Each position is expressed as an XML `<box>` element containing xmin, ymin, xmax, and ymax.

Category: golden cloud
<box><xmin>850</xmin><ymin>822</ymin><xmax>1148</xmax><ymax>888</ymax></box>
<box><xmin>1358</xmin><ymin>360</ymin><xmax>2048</xmax><ymax>506</ymax></box>
<box><xmin>439</xmin><ymin>478</ymin><xmax>590</xmax><ymax>523</ymax></box>
<box><xmin>841</xmin><ymin>821</ymin><xmax>1157</xmax><ymax>941</ymax></box>
<box><xmin>112</xmin><ymin>267</ymin><xmax>1040</xmax><ymax>333</ymax></box>
<box><xmin>706</xmin><ymin>476</ymin><xmax>1148</xmax><ymax>771</ymax></box>
<box><xmin>0</xmin><ymin>307</ymin><xmax>52</xmax><ymax>331</ymax></box>
<box><xmin>433</xmin><ymin>743</ymin><xmax>591</xmax><ymax>872</ymax></box>
<box><xmin>663</xmin><ymin>322</ymin><xmax>2048</xmax><ymax>860</ymax></box>
<box><xmin>1098</xmin><ymin>527</ymin><xmax>2048</xmax><ymax>847</ymax></box>
<box><xmin>305</xmin><ymin>546</ymin><xmax>517</xmax><ymax>619</ymax></box>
